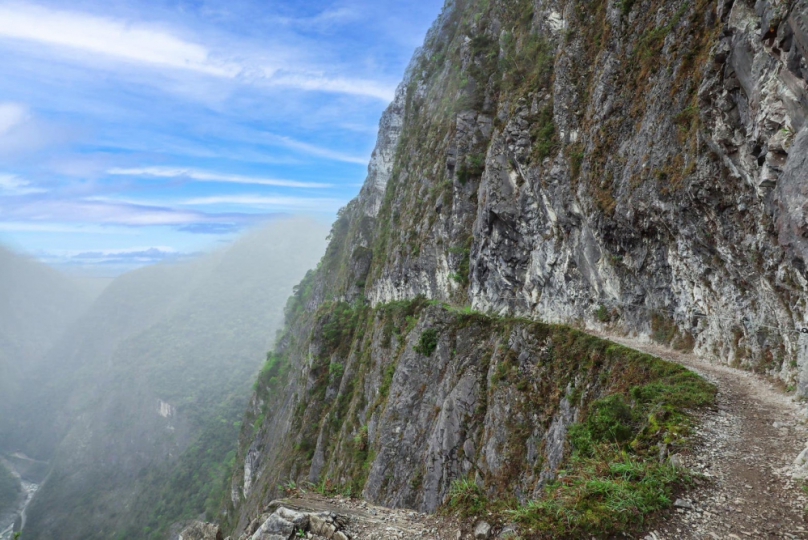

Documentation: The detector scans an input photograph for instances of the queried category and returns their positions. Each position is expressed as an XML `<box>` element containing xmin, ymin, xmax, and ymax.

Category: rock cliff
<box><xmin>225</xmin><ymin>0</ymin><xmax>808</xmax><ymax>535</ymax></box>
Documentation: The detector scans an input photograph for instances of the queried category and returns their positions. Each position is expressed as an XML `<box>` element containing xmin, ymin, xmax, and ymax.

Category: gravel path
<box><xmin>265</xmin><ymin>494</ymin><xmax>465</xmax><ymax>539</ymax></box>
<box><xmin>598</xmin><ymin>334</ymin><xmax>808</xmax><ymax>540</ymax></box>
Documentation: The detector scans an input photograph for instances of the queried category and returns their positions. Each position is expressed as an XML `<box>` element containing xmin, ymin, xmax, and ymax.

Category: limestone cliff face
<box><xmin>227</xmin><ymin>0</ymin><xmax>808</xmax><ymax>532</ymax></box>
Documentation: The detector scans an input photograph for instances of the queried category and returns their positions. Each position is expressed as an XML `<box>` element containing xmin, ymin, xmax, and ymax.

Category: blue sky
<box><xmin>0</xmin><ymin>0</ymin><xmax>444</xmax><ymax>273</ymax></box>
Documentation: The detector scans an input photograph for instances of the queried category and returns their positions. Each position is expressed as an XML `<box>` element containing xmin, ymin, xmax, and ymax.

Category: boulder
<box><xmin>179</xmin><ymin>521</ymin><xmax>223</xmax><ymax>540</ymax></box>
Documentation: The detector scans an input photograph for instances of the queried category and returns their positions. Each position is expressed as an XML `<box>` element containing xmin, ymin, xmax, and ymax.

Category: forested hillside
<box><xmin>0</xmin><ymin>246</ymin><xmax>97</xmax><ymax>456</ymax></box>
<box><xmin>15</xmin><ymin>219</ymin><xmax>328</xmax><ymax>540</ymax></box>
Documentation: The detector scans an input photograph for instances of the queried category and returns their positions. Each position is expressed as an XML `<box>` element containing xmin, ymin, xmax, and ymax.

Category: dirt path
<box><xmin>247</xmin><ymin>493</ymin><xmax>466</xmax><ymax>540</ymax></box>
<box><xmin>597</xmin><ymin>334</ymin><xmax>808</xmax><ymax>540</ymax></box>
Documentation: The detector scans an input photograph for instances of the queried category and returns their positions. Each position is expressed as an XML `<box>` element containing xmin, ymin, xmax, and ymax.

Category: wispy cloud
<box><xmin>0</xmin><ymin>101</ymin><xmax>64</xmax><ymax>158</ymax></box>
<box><xmin>0</xmin><ymin>102</ymin><xmax>27</xmax><ymax>135</ymax></box>
<box><xmin>0</xmin><ymin>173</ymin><xmax>46</xmax><ymax>195</ymax></box>
<box><xmin>49</xmin><ymin>246</ymin><xmax>190</xmax><ymax>267</ymax></box>
<box><xmin>0</xmin><ymin>3</ymin><xmax>238</xmax><ymax>77</ymax></box>
<box><xmin>267</xmin><ymin>74</ymin><xmax>394</xmax><ymax>102</ymax></box>
<box><xmin>3</xmin><ymin>198</ymin><xmax>205</xmax><ymax>226</ymax></box>
<box><xmin>265</xmin><ymin>134</ymin><xmax>369</xmax><ymax>164</ymax></box>
<box><xmin>0</xmin><ymin>221</ymin><xmax>137</xmax><ymax>234</ymax></box>
<box><xmin>107</xmin><ymin>166</ymin><xmax>331</xmax><ymax>188</ymax></box>
<box><xmin>183</xmin><ymin>194</ymin><xmax>345</xmax><ymax>211</ymax></box>
<box><xmin>0</xmin><ymin>2</ymin><xmax>395</xmax><ymax>101</ymax></box>
<box><xmin>0</xmin><ymin>197</ymin><xmax>280</xmax><ymax>230</ymax></box>
<box><xmin>178</xmin><ymin>223</ymin><xmax>245</xmax><ymax>235</ymax></box>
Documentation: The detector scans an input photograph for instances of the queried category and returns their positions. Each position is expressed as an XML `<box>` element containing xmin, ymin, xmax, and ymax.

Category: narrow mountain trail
<box><xmin>596</xmin><ymin>334</ymin><xmax>808</xmax><ymax>540</ymax></box>
<box><xmin>223</xmin><ymin>332</ymin><xmax>808</xmax><ymax>540</ymax></box>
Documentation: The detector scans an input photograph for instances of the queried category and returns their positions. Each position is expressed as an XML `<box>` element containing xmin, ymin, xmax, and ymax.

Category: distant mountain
<box><xmin>20</xmin><ymin>218</ymin><xmax>328</xmax><ymax>540</ymax></box>
<box><xmin>0</xmin><ymin>246</ymin><xmax>98</xmax><ymax>455</ymax></box>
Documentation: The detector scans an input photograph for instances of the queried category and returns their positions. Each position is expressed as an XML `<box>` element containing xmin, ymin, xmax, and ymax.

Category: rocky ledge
<box><xmin>180</xmin><ymin>493</ymin><xmax>523</xmax><ymax>540</ymax></box>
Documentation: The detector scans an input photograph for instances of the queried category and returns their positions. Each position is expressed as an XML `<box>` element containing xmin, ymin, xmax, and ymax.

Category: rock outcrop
<box><xmin>178</xmin><ymin>522</ymin><xmax>223</xmax><ymax>540</ymax></box>
<box><xmin>225</xmin><ymin>0</ymin><xmax>808</xmax><ymax>536</ymax></box>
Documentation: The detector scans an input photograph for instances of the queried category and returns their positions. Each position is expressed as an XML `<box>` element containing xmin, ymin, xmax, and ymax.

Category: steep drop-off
<box><xmin>19</xmin><ymin>220</ymin><xmax>327</xmax><ymax>540</ymax></box>
<box><xmin>218</xmin><ymin>0</ymin><xmax>808</xmax><ymax>534</ymax></box>
<box><xmin>0</xmin><ymin>246</ymin><xmax>98</xmax><ymax>456</ymax></box>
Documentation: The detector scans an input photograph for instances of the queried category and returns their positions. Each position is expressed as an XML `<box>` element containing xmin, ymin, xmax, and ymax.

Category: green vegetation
<box><xmin>321</xmin><ymin>301</ymin><xmax>368</xmax><ymax>355</ymax></box>
<box><xmin>594</xmin><ymin>305</ymin><xmax>611</xmax><ymax>323</ymax></box>
<box><xmin>509</xmin><ymin>455</ymin><xmax>690</xmax><ymax>537</ymax></box>
<box><xmin>253</xmin><ymin>276</ymin><xmax>715</xmax><ymax>540</ymax></box>
<box><xmin>530</xmin><ymin>104</ymin><xmax>558</xmax><ymax>162</ymax></box>
<box><xmin>449</xmin><ymin>242</ymin><xmax>472</xmax><ymax>286</ymax></box>
<box><xmin>637</xmin><ymin>3</ymin><xmax>690</xmax><ymax>64</ymax></box>
<box><xmin>500</xmin><ymin>29</ymin><xmax>555</xmax><ymax>94</ymax></box>
<box><xmin>414</xmin><ymin>328</ymin><xmax>440</xmax><ymax>356</ymax></box>
<box><xmin>379</xmin><ymin>363</ymin><xmax>397</xmax><ymax>400</ymax></box>
<box><xmin>504</xmin><ymin>350</ymin><xmax>712</xmax><ymax>537</ymax></box>
<box><xmin>436</xmin><ymin>311</ymin><xmax>715</xmax><ymax>538</ymax></box>
<box><xmin>255</xmin><ymin>352</ymin><xmax>291</xmax><ymax>393</ymax></box>
<box><xmin>457</xmin><ymin>154</ymin><xmax>486</xmax><ymax>185</ymax></box>
<box><xmin>447</xmin><ymin>477</ymin><xmax>488</xmax><ymax>518</ymax></box>
<box><xmin>0</xmin><ymin>461</ymin><xmax>21</xmax><ymax>514</ymax></box>
<box><xmin>122</xmin><ymin>409</ymin><xmax>243</xmax><ymax>540</ymax></box>
<box><xmin>620</xmin><ymin>0</ymin><xmax>637</xmax><ymax>15</ymax></box>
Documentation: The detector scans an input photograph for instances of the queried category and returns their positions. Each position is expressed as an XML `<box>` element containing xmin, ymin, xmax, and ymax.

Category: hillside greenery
<box><xmin>21</xmin><ymin>220</ymin><xmax>327</xmax><ymax>540</ymax></box>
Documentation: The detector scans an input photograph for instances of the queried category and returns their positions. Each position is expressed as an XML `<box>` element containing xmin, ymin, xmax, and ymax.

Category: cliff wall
<box><xmin>226</xmin><ymin>0</ymin><xmax>808</xmax><ymax>533</ymax></box>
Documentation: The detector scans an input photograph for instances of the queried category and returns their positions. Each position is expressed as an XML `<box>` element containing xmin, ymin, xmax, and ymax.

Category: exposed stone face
<box><xmin>227</xmin><ymin>0</ymin><xmax>808</xmax><ymax>534</ymax></box>
<box><xmin>179</xmin><ymin>521</ymin><xmax>223</xmax><ymax>540</ymax></box>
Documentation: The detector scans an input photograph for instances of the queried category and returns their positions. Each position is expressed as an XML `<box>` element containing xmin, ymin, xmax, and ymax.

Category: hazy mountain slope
<box><xmin>0</xmin><ymin>246</ymin><xmax>97</xmax><ymax>455</ymax></box>
<box><xmin>0</xmin><ymin>463</ymin><xmax>20</xmax><ymax>518</ymax></box>
<box><xmin>21</xmin><ymin>219</ymin><xmax>328</xmax><ymax>540</ymax></box>
<box><xmin>221</xmin><ymin>0</ymin><xmax>808</xmax><ymax>535</ymax></box>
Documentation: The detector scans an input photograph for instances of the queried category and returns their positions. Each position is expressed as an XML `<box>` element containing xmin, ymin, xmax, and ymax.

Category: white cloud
<box><xmin>0</xmin><ymin>101</ymin><xmax>71</xmax><ymax>158</ymax></box>
<box><xmin>0</xmin><ymin>173</ymin><xmax>46</xmax><ymax>195</ymax></box>
<box><xmin>0</xmin><ymin>3</ymin><xmax>395</xmax><ymax>101</ymax></box>
<box><xmin>0</xmin><ymin>3</ymin><xmax>238</xmax><ymax>77</ymax></box>
<box><xmin>266</xmin><ymin>134</ymin><xmax>369</xmax><ymax>165</ymax></box>
<box><xmin>0</xmin><ymin>222</ymin><xmax>136</xmax><ymax>234</ymax></box>
<box><xmin>183</xmin><ymin>194</ymin><xmax>345</xmax><ymax>210</ymax></box>
<box><xmin>0</xmin><ymin>102</ymin><xmax>27</xmax><ymax>135</ymax></box>
<box><xmin>268</xmin><ymin>74</ymin><xmax>395</xmax><ymax>102</ymax></box>
<box><xmin>106</xmin><ymin>166</ymin><xmax>331</xmax><ymax>188</ymax></box>
<box><xmin>66</xmin><ymin>246</ymin><xmax>177</xmax><ymax>257</ymax></box>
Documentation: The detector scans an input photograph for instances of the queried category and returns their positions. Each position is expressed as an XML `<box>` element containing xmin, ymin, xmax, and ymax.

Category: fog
<box><xmin>0</xmin><ymin>218</ymin><xmax>329</xmax><ymax>540</ymax></box>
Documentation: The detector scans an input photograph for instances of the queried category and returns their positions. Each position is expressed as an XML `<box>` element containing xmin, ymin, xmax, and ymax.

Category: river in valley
<box><xmin>0</xmin><ymin>454</ymin><xmax>47</xmax><ymax>540</ymax></box>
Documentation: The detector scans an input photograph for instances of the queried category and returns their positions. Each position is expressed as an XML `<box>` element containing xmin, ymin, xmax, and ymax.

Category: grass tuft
<box><xmin>447</xmin><ymin>478</ymin><xmax>488</xmax><ymax>519</ymax></box>
<box><xmin>508</xmin><ymin>454</ymin><xmax>691</xmax><ymax>537</ymax></box>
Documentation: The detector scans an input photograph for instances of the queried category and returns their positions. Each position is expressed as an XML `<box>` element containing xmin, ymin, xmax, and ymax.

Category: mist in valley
<box><xmin>0</xmin><ymin>218</ymin><xmax>329</xmax><ymax>540</ymax></box>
